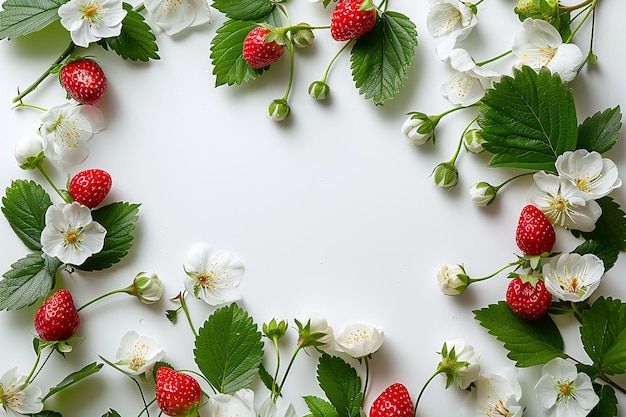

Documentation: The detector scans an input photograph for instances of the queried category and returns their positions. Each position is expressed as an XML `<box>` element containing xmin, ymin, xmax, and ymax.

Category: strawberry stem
<box><xmin>36</xmin><ymin>165</ymin><xmax>73</xmax><ymax>204</ymax></box>
<box><xmin>77</xmin><ymin>288</ymin><xmax>129</xmax><ymax>312</ymax></box>
<box><xmin>179</xmin><ymin>291</ymin><xmax>198</xmax><ymax>338</ymax></box>
<box><xmin>318</xmin><ymin>41</ymin><xmax>352</xmax><ymax>84</ymax></box>
<box><xmin>413</xmin><ymin>370</ymin><xmax>439</xmax><ymax>416</ymax></box>
<box><xmin>274</xmin><ymin>345</ymin><xmax>303</xmax><ymax>402</ymax></box>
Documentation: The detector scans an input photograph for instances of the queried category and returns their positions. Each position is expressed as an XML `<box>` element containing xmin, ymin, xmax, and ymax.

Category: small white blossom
<box><xmin>131</xmin><ymin>272</ymin><xmax>163</xmax><ymax>304</ymax></box>
<box><xmin>469</xmin><ymin>182</ymin><xmax>497</xmax><ymax>207</ymax></box>
<box><xmin>258</xmin><ymin>397</ymin><xmax>297</xmax><ymax>417</ymax></box>
<box><xmin>298</xmin><ymin>313</ymin><xmax>335</xmax><ymax>350</ymax></box>
<box><xmin>427</xmin><ymin>0</ymin><xmax>477</xmax><ymax>59</ymax></box>
<box><xmin>144</xmin><ymin>0</ymin><xmax>210</xmax><ymax>36</ymax></box>
<box><xmin>534</xmin><ymin>357</ymin><xmax>599</xmax><ymax>417</ymax></box>
<box><xmin>0</xmin><ymin>368</ymin><xmax>43</xmax><ymax>416</ymax></box>
<box><xmin>438</xmin><ymin>337</ymin><xmax>481</xmax><ymax>389</ymax></box>
<box><xmin>441</xmin><ymin>49</ymin><xmax>500</xmax><ymax>106</ymax></box>
<box><xmin>207</xmin><ymin>388</ymin><xmax>255</xmax><ymax>417</ymax></box>
<box><xmin>58</xmin><ymin>0</ymin><xmax>127</xmax><ymax>47</ymax></box>
<box><xmin>555</xmin><ymin>149</ymin><xmax>622</xmax><ymax>201</ymax></box>
<box><xmin>40</xmin><ymin>202</ymin><xmax>107</xmax><ymax>266</ymax></box>
<box><xmin>461</xmin><ymin>368</ymin><xmax>523</xmax><ymax>417</ymax></box>
<box><xmin>14</xmin><ymin>134</ymin><xmax>45</xmax><ymax>170</ymax></box>
<box><xmin>401</xmin><ymin>114</ymin><xmax>435</xmax><ymax>145</ymax></box>
<box><xmin>437</xmin><ymin>264</ymin><xmax>469</xmax><ymax>295</ymax></box>
<box><xmin>543</xmin><ymin>253</ymin><xmax>604</xmax><ymax>302</ymax></box>
<box><xmin>335</xmin><ymin>323</ymin><xmax>384</xmax><ymax>359</ymax></box>
<box><xmin>183</xmin><ymin>242</ymin><xmax>244</xmax><ymax>306</ymax></box>
<box><xmin>115</xmin><ymin>330</ymin><xmax>165</xmax><ymax>376</ymax></box>
<box><xmin>39</xmin><ymin>104</ymin><xmax>105</xmax><ymax>165</ymax></box>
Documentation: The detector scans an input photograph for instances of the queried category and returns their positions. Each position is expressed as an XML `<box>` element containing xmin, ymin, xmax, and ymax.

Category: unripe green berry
<box><xmin>308</xmin><ymin>81</ymin><xmax>330</xmax><ymax>100</ymax></box>
<box><xmin>268</xmin><ymin>99</ymin><xmax>291</xmax><ymax>121</ymax></box>
<box><xmin>292</xmin><ymin>23</ymin><xmax>315</xmax><ymax>48</ymax></box>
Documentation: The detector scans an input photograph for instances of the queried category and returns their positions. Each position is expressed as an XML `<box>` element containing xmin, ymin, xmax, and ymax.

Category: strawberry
<box><xmin>34</xmin><ymin>289</ymin><xmax>80</xmax><ymax>341</ymax></box>
<box><xmin>506</xmin><ymin>277</ymin><xmax>552</xmax><ymax>320</ymax></box>
<box><xmin>155</xmin><ymin>366</ymin><xmax>203</xmax><ymax>416</ymax></box>
<box><xmin>515</xmin><ymin>204</ymin><xmax>556</xmax><ymax>256</ymax></box>
<box><xmin>330</xmin><ymin>0</ymin><xmax>377</xmax><ymax>42</ymax></box>
<box><xmin>69</xmin><ymin>169</ymin><xmax>112</xmax><ymax>208</ymax></box>
<box><xmin>59</xmin><ymin>59</ymin><xmax>107</xmax><ymax>105</ymax></box>
<box><xmin>242</xmin><ymin>27</ymin><xmax>285</xmax><ymax>69</ymax></box>
<box><xmin>370</xmin><ymin>383</ymin><xmax>413</xmax><ymax>417</ymax></box>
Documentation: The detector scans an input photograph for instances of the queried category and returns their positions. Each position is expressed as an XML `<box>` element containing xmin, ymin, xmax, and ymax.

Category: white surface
<box><xmin>1</xmin><ymin>1</ymin><xmax>625</xmax><ymax>416</ymax></box>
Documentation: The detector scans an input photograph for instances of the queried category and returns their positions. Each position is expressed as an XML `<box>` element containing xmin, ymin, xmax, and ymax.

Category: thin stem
<box><xmin>449</xmin><ymin>115</ymin><xmax>478</xmax><ymax>165</ymax></box>
<box><xmin>320</xmin><ymin>41</ymin><xmax>352</xmax><ymax>83</ymax></box>
<box><xmin>77</xmin><ymin>288</ymin><xmax>129</xmax><ymax>312</ymax></box>
<box><xmin>413</xmin><ymin>371</ymin><xmax>439</xmax><ymax>417</ymax></box>
<box><xmin>179</xmin><ymin>292</ymin><xmax>198</xmax><ymax>339</ymax></box>
<box><xmin>282</xmin><ymin>42</ymin><xmax>295</xmax><ymax>101</ymax></box>
<box><xmin>559</xmin><ymin>0</ymin><xmax>593</xmax><ymax>13</ymax></box>
<box><xmin>36</xmin><ymin>165</ymin><xmax>72</xmax><ymax>203</ymax></box>
<box><xmin>275</xmin><ymin>345</ymin><xmax>302</xmax><ymax>400</ymax></box>
<box><xmin>493</xmin><ymin>172</ymin><xmax>534</xmax><ymax>191</ymax></box>
<box><xmin>13</xmin><ymin>102</ymin><xmax>48</xmax><ymax>112</ymax></box>
<box><xmin>565</xmin><ymin>0</ymin><xmax>598</xmax><ymax>43</ymax></box>
<box><xmin>362</xmin><ymin>356</ymin><xmax>371</xmax><ymax>400</ymax></box>
<box><xmin>129</xmin><ymin>375</ymin><xmax>151</xmax><ymax>417</ymax></box>
<box><xmin>476</xmin><ymin>50</ymin><xmax>512</xmax><ymax>67</ymax></box>
<box><xmin>271</xmin><ymin>336</ymin><xmax>281</xmax><ymax>401</ymax></box>
<box><xmin>24</xmin><ymin>348</ymin><xmax>44</xmax><ymax>385</ymax></box>
<box><xmin>470</xmin><ymin>261</ymin><xmax>519</xmax><ymax>282</ymax></box>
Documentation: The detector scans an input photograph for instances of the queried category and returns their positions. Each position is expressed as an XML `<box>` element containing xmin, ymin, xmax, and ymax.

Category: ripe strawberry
<box><xmin>515</xmin><ymin>204</ymin><xmax>556</xmax><ymax>256</ymax></box>
<box><xmin>330</xmin><ymin>0</ymin><xmax>377</xmax><ymax>42</ymax></box>
<box><xmin>59</xmin><ymin>59</ymin><xmax>107</xmax><ymax>105</ymax></box>
<box><xmin>243</xmin><ymin>27</ymin><xmax>285</xmax><ymax>69</ymax></box>
<box><xmin>155</xmin><ymin>366</ymin><xmax>202</xmax><ymax>416</ymax></box>
<box><xmin>69</xmin><ymin>169</ymin><xmax>112</xmax><ymax>208</ymax></box>
<box><xmin>34</xmin><ymin>289</ymin><xmax>80</xmax><ymax>341</ymax></box>
<box><xmin>370</xmin><ymin>383</ymin><xmax>413</xmax><ymax>417</ymax></box>
<box><xmin>506</xmin><ymin>277</ymin><xmax>552</xmax><ymax>320</ymax></box>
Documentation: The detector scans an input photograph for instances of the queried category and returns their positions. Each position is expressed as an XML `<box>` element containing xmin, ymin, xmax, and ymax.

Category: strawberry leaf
<box><xmin>2</xmin><ymin>179</ymin><xmax>52</xmax><ymax>251</ymax></box>
<box><xmin>0</xmin><ymin>253</ymin><xmax>60</xmax><ymax>310</ymax></box>
<box><xmin>473</xmin><ymin>301</ymin><xmax>566</xmax><ymax>367</ymax></box>
<box><xmin>304</xmin><ymin>396</ymin><xmax>340</xmax><ymax>417</ymax></box>
<box><xmin>194</xmin><ymin>303</ymin><xmax>264</xmax><ymax>394</ymax></box>
<box><xmin>316</xmin><ymin>354</ymin><xmax>362</xmax><ymax>417</ymax></box>
<box><xmin>210</xmin><ymin>19</ymin><xmax>262</xmax><ymax>86</ymax></box>
<box><xmin>42</xmin><ymin>362</ymin><xmax>103</xmax><ymax>401</ymax></box>
<box><xmin>580</xmin><ymin>297</ymin><xmax>626</xmax><ymax>375</ymax></box>
<box><xmin>350</xmin><ymin>11</ymin><xmax>418</xmax><ymax>105</ymax></box>
<box><xmin>98</xmin><ymin>3</ymin><xmax>159</xmax><ymax>61</ymax></box>
<box><xmin>571</xmin><ymin>196</ymin><xmax>626</xmax><ymax>253</ymax></box>
<box><xmin>0</xmin><ymin>0</ymin><xmax>66</xmax><ymax>40</ymax></box>
<box><xmin>478</xmin><ymin>66</ymin><xmax>578</xmax><ymax>172</ymax></box>
<box><xmin>75</xmin><ymin>202</ymin><xmax>140</xmax><ymax>271</ymax></box>
<box><xmin>588</xmin><ymin>383</ymin><xmax>617</xmax><ymax>417</ymax></box>
<box><xmin>576</xmin><ymin>106</ymin><xmax>622</xmax><ymax>154</ymax></box>
<box><xmin>572</xmin><ymin>239</ymin><xmax>618</xmax><ymax>271</ymax></box>
<box><xmin>211</xmin><ymin>0</ymin><xmax>274</xmax><ymax>21</ymax></box>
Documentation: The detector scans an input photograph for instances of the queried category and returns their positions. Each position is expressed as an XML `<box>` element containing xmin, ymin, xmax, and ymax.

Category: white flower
<box><xmin>183</xmin><ymin>242</ymin><xmax>245</xmax><ymax>306</ymax></box>
<box><xmin>555</xmin><ymin>149</ymin><xmax>622</xmax><ymax>201</ymax></box>
<box><xmin>512</xmin><ymin>18</ymin><xmax>584</xmax><ymax>82</ymax></box>
<box><xmin>131</xmin><ymin>271</ymin><xmax>163</xmax><ymax>304</ymax></box>
<box><xmin>207</xmin><ymin>388</ymin><xmax>255</xmax><ymax>417</ymax></box>
<box><xmin>0</xmin><ymin>368</ymin><xmax>43</xmax><ymax>416</ymax></box>
<box><xmin>144</xmin><ymin>0</ymin><xmax>210</xmax><ymax>36</ymax></box>
<box><xmin>335</xmin><ymin>323</ymin><xmax>384</xmax><ymax>359</ymax></box>
<box><xmin>437</xmin><ymin>264</ymin><xmax>469</xmax><ymax>295</ymax></box>
<box><xmin>14</xmin><ymin>134</ymin><xmax>44</xmax><ymax>170</ymax></box>
<box><xmin>39</xmin><ymin>104</ymin><xmax>105</xmax><ymax>165</ymax></box>
<box><xmin>258</xmin><ymin>397</ymin><xmax>297</xmax><ymax>417</ymax></box>
<box><xmin>427</xmin><ymin>0</ymin><xmax>477</xmax><ymax>59</ymax></box>
<box><xmin>40</xmin><ymin>202</ymin><xmax>107</xmax><ymax>266</ymax></box>
<box><xmin>468</xmin><ymin>182</ymin><xmax>497</xmax><ymax>207</ymax></box>
<box><xmin>534</xmin><ymin>357</ymin><xmax>599</xmax><ymax>417</ymax></box>
<box><xmin>543</xmin><ymin>253</ymin><xmax>604</xmax><ymax>302</ymax></box>
<box><xmin>115</xmin><ymin>330</ymin><xmax>165</xmax><ymax>376</ymax></box>
<box><xmin>58</xmin><ymin>0</ymin><xmax>127</xmax><ymax>48</ymax></box>
<box><xmin>441</xmin><ymin>49</ymin><xmax>500</xmax><ymax>106</ymax></box>
<box><xmin>438</xmin><ymin>337</ymin><xmax>481</xmax><ymax>389</ymax></box>
<box><xmin>461</xmin><ymin>368</ymin><xmax>523</xmax><ymax>417</ymax></box>
<box><xmin>401</xmin><ymin>113</ymin><xmax>435</xmax><ymax>145</ymax></box>
<box><xmin>297</xmin><ymin>313</ymin><xmax>335</xmax><ymax>350</ymax></box>
<box><xmin>530</xmin><ymin>171</ymin><xmax>602</xmax><ymax>232</ymax></box>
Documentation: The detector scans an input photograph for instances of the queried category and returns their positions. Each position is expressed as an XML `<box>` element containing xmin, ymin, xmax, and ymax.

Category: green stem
<box><xmin>413</xmin><ymin>371</ymin><xmax>439</xmax><ymax>417</ymax></box>
<box><xmin>77</xmin><ymin>288</ymin><xmax>129</xmax><ymax>312</ymax></box>
<box><xmin>476</xmin><ymin>50</ymin><xmax>512</xmax><ymax>67</ymax></box>
<box><xmin>29</xmin><ymin>349</ymin><xmax>55</xmax><ymax>390</ymax></box>
<box><xmin>271</xmin><ymin>336</ymin><xmax>281</xmax><ymax>401</ymax></box>
<box><xmin>36</xmin><ymin>164</ymin><xmax>72</xmax><ymax>203</ymax></box>
<box><xmin>559</xmin><ymin>0</ymin><xmax>593</xmax><ymax>13</ymax></box>
<box><xmin>24</xmin><ymin>348</ymin><xmax>43</xmax><ymax>385</ymax></box>
<box><xmin>13</xmin><ymin>102</ymin><xmax>48</xmax><ymax>112</ymax></box>
<box><xmin>362</xmin><ymin>356</ymin><xmax>370</xmax><ymax>400</ymax></box>
<box><xmin>449</xmin><ymin>115</ymin><xmax>478</xmax><ymax>165</ymax></box>
<box><xmin>565</xmin><ymin>0</ymin><xmax>598</xmax><ymax>43</ymax></box>
<box><xmin>12</xmin><ymin>43</ymin><xmax>76</xmax><ymax>103</ymax></box>
<box><xmin>282</xmin><ymin>42</ymin><xmax>296</xmax><ymax>101</ymax></box>
<box><xmin>275</xmin><ymin>345</ymin><xmax>302</xmax><ymax>401</ymax></box>
<box><xmin>179</xmin><ymin>292</ymin><xmax>198</xmax><ymax>339</ymax></box>
<box><xmin>469</xmin><ymin>261</ymin><xmax>519</xmax><ymax>283</ymax></box>
<box><xmin>320</xmin><ymin>41</ymin><xmax>352</xmax><ymax>83</ymax></box>
<box><xmin>493</xmin><ymin>172</ymin><xmax>534</xmax><ymax>191</ymax></box>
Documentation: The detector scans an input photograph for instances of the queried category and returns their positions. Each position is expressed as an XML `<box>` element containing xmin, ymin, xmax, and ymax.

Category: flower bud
<box><xmin>263</xmin><ymin>318</ymin><xmax>288</xmax><ymax>340</ymax></box>
<box><xmin>463</xmin><ymin>129</ymin><xmax>485</xmax><ymax>154</ymax></box>
<box><xmin>131</xmin><ymin>271</ymin><xmax>163</xmax><ymax>304</ymax></box>
<box><xmin>437</xmin><ymin>338</ymin><xmax>481</xmax><ymax>389</ymax></box>
<box><xmin>401</xmin><ymin>113</ymin><xmax>435</xmax><ymax>145</ymax></box>
<box><xmin>469</xmin><ymin>182</ymin><xmax>497</xmax><ymax>207</ymax></box>
<box><xmin>292</xmin><ymin>23</ymin><xmax>315</xmax><ymax>48</ymax></box>
<box><xmin>267</xmin><ymin>99</ymin><xmax>291</xmax><ymax>121</ymax></box>
<box><xmin>296</xmin><ymin>314</ymin><xmax>335</xmax><ymax>350</ymax></box>
<box><xmin>308</xmin><ymin>81</ymin><xmax>330</xmax><ymax>100</ymax></box>
<box><xmin>14</xmin><ymin>134</ymin><xmax>45</xmax><ymax>170</ymax></box>
<box><xmin>514</xmin><ymin>0</ymin><xmax>558</xmax><ymax>20</ymax></box>
<box><xmin>432</xmin><ymin>162</ymin><xmax>458</xmax><ymax>190</ymax></box>
<box><xmin>437</xmin><ymin>265</ymin><xmax>469</xmax><ymax>296</ymax></box>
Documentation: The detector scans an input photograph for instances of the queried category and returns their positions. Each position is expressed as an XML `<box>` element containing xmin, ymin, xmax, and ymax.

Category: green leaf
<box><xmin>580</xmin><ymin>297</ymin><xmax>626</xmax><ymax>375</ymax></box>
<box><xmin>75</xmin><ymin>202</ymin><xmax>140</xmax><ymax>271</ymax></box>
<box><xmin>0</xmin><ymin>0</ymin><xmax>66</xmax><ymax>40</ymax></box>
<box><xmin>350</xmin><ymin>11</ymin><xmax>418</xmax><ymax>105</ymax></box>
<box><xmin>576</xmin><ymin>106</ymin><xmax>622</xmax><ymax>154</ymax></box>
<box><xmin>258</xmin><ymin>363</ymin><xmax>276</xmax><ymax>395</ymax></box>
<box><xmin>304</xmin><ymin>396</ymin><xmax>340</xmax><ymax>417</ymax></box>
<box><xmin>102</xmin><ymin>410</ymin><xmax>122</xmax><ymax>417</ymax></box>
<box><xmin>210</xmin><ymin>19</ymin><xmax>263</xmax><ymax>86</ymax></box>
<box><xmin>194</xmin><ymin>303</ymin><xmax>264</xmax><ymax>393</ymax></box>
<box><xmin>211</xmin><ymin>0</ymin><xmax>274</xmax><ymax>21</ymax></box>
<box><xmin>571</xmin><ymin>196</ymin><xmax>626</xmax><ymax>253</ymax></box>
<box><xmin>479</xmin><ymin>66</ymin><xmax>578</xmax><ymax>171</ymax></box>
<box><xmin>572</xmin><ymin>239</ymin><xmax>618</xmax><ymax>271</ymax></box>
<box><xmin>588</xmin><ymin>383</ymin><xmax>618</xmax><ymax>417</ymax></box>
<box><xmin>2</xmin><ymin>179</ymin><xmax>53</xmax><ymax>250</ymax></box>
<box><xmin>0</xmin><ymin>253</ymin><xmax>60</xmax><ymax>310</ymax></box>
<box><xmin>316</xmin><ymin>354</ymin><xmax>362</xmax><ymax>417</ymax></box>
<box><xmin>43</xmin><ymin>362</ymin><xmax>103</xmax><ymax>401</ymax></box>
<box><xmin>98</xmin><ymin>3</ymin><xmax>159</xmax><ymax>61</ymax></box>
<box><xmin>473</xmin><ymin>301</ymin><xmax>566</xmax><ymax>367</ymax></box>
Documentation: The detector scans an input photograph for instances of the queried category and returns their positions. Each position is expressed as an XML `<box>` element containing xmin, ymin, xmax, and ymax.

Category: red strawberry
<box><xmin>515</xmin><ymin>205</ymin><xmax>556</xmax><ymax>256</ymax></box>
<box><xmin>34</xmin><ymin>289</ymin><xmax>80</xmax><ymax>341</ymax></box>
<box><xmin>60</xmin><ymin>59</ymin><xmax>107</xmax><ymax>105</ymax></box>
<box><xmin>243</xmin><ymin>27</ymin><xmax>285</xmax><ymax>69</ymax></box>
<box><xmin>506</xmin><ymin>277</ymin><xmax>552</xmax><ymax>320</ymax></box>
<box><xmin>370</xmin><ymin>383</ymin><xmax>413</xmax><ymax>417</ymax></box>
<box><xmin>330</xmin><ymin>0</ymin><xmax>377</xmax><ymax>42</ymax></box>
<box><xmin>156</xmin><ymin>367</ymin><xmax>203</xmax><ymax>416</ymax></box>
<box><xmin>69</xmin><ymin>169</ymin><xmax>112</xmax><ymax>208</ymax></box>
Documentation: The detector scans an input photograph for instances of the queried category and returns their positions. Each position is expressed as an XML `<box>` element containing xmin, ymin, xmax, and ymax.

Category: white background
<box><xmin>1</xmin><ymin>0</ymin><xmax>626</xmax><ymax>416</ymax></box>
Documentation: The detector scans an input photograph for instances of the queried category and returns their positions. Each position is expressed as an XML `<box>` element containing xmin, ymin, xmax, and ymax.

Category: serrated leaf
<box><xmin>473</xmin><ymin>301</ymin><xmax>565</xmax><ymax>367</ymax></box>
<box><xmin>0</xmin><ymin>253</ymin><xmax>60</xmax><ymax>310</ymax></box>
<box><xmin>588</xmin><ymin>383</ymin><xmax>618</xmax><ymax>417</ymax></box>
<box><xmin>571</xmin><ymin>196</ymin><xmax>626</xmax><ymax>252</ymax></box>
<box><xmin>2</xmin><ymin>179</ymin><xmax>53</xmax><ymax>250</ymax></box>
<box><xmin>479</xmin><ymin>66</ymin><xmax>578</xmax><ymax>171</ymax></box>
<box><xmin>0</xmin><ymin>0</ymin><xmax>66</xmax><ymax>39</ymax></box>
<box><xmin>98</xmin><ymin>3</ymin><xmax>159</xmax><ymax>61</ymax></box>
<box><xmin>43</xmin><ymin>362</ymin><xmax>103</xmax><ymax>401</ymax></box>
<box><xmin>258</xmin><ymin>363</ymin><xmax>276</xmax><ymax>394</ymax></box>
<box><xmin>211</xmin><ymin>0</ymin><xmax>274</xmax><ymax>21</ymax></box>
<box><xmin>194</xmin><ymin>303</ymin><xmax>264</xmax><ymax>394</ymax></box>
<box><xmin>350</xmin><ymin>11</ymin><xmax>418</xmax><ymax>105</ymax></box>
<box><xmin>577</xmin><ymin>106</ymin><xmax>622</xmax><ymax>154</ymax></box>
<box><xmin>75</xmin><ymin>202</ymin><xmax>140</xmax><ymax>271</ymax></box>
<box><xmin>316</xmin><ymin>354</ymin><xmax>362</xmax><ymax>417</ymax></box>
<box><xmin>580</xmin><ymin>297</ymin><xmax>626</xmax><ymax>375</ymax></box>
<box><xmin>572</xmin><ymin>239</ymin><xmax>618</xmax><ymax>271</ymax></box>
<box><xmin>304</xmin><ymin>396</ymin><xmax>340</xmax><ymax>417</ymax></box>
<box><xmin>210</xmin><ymin>19</ymin><xmax>262</xmax><ymax>86</ymax></box>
